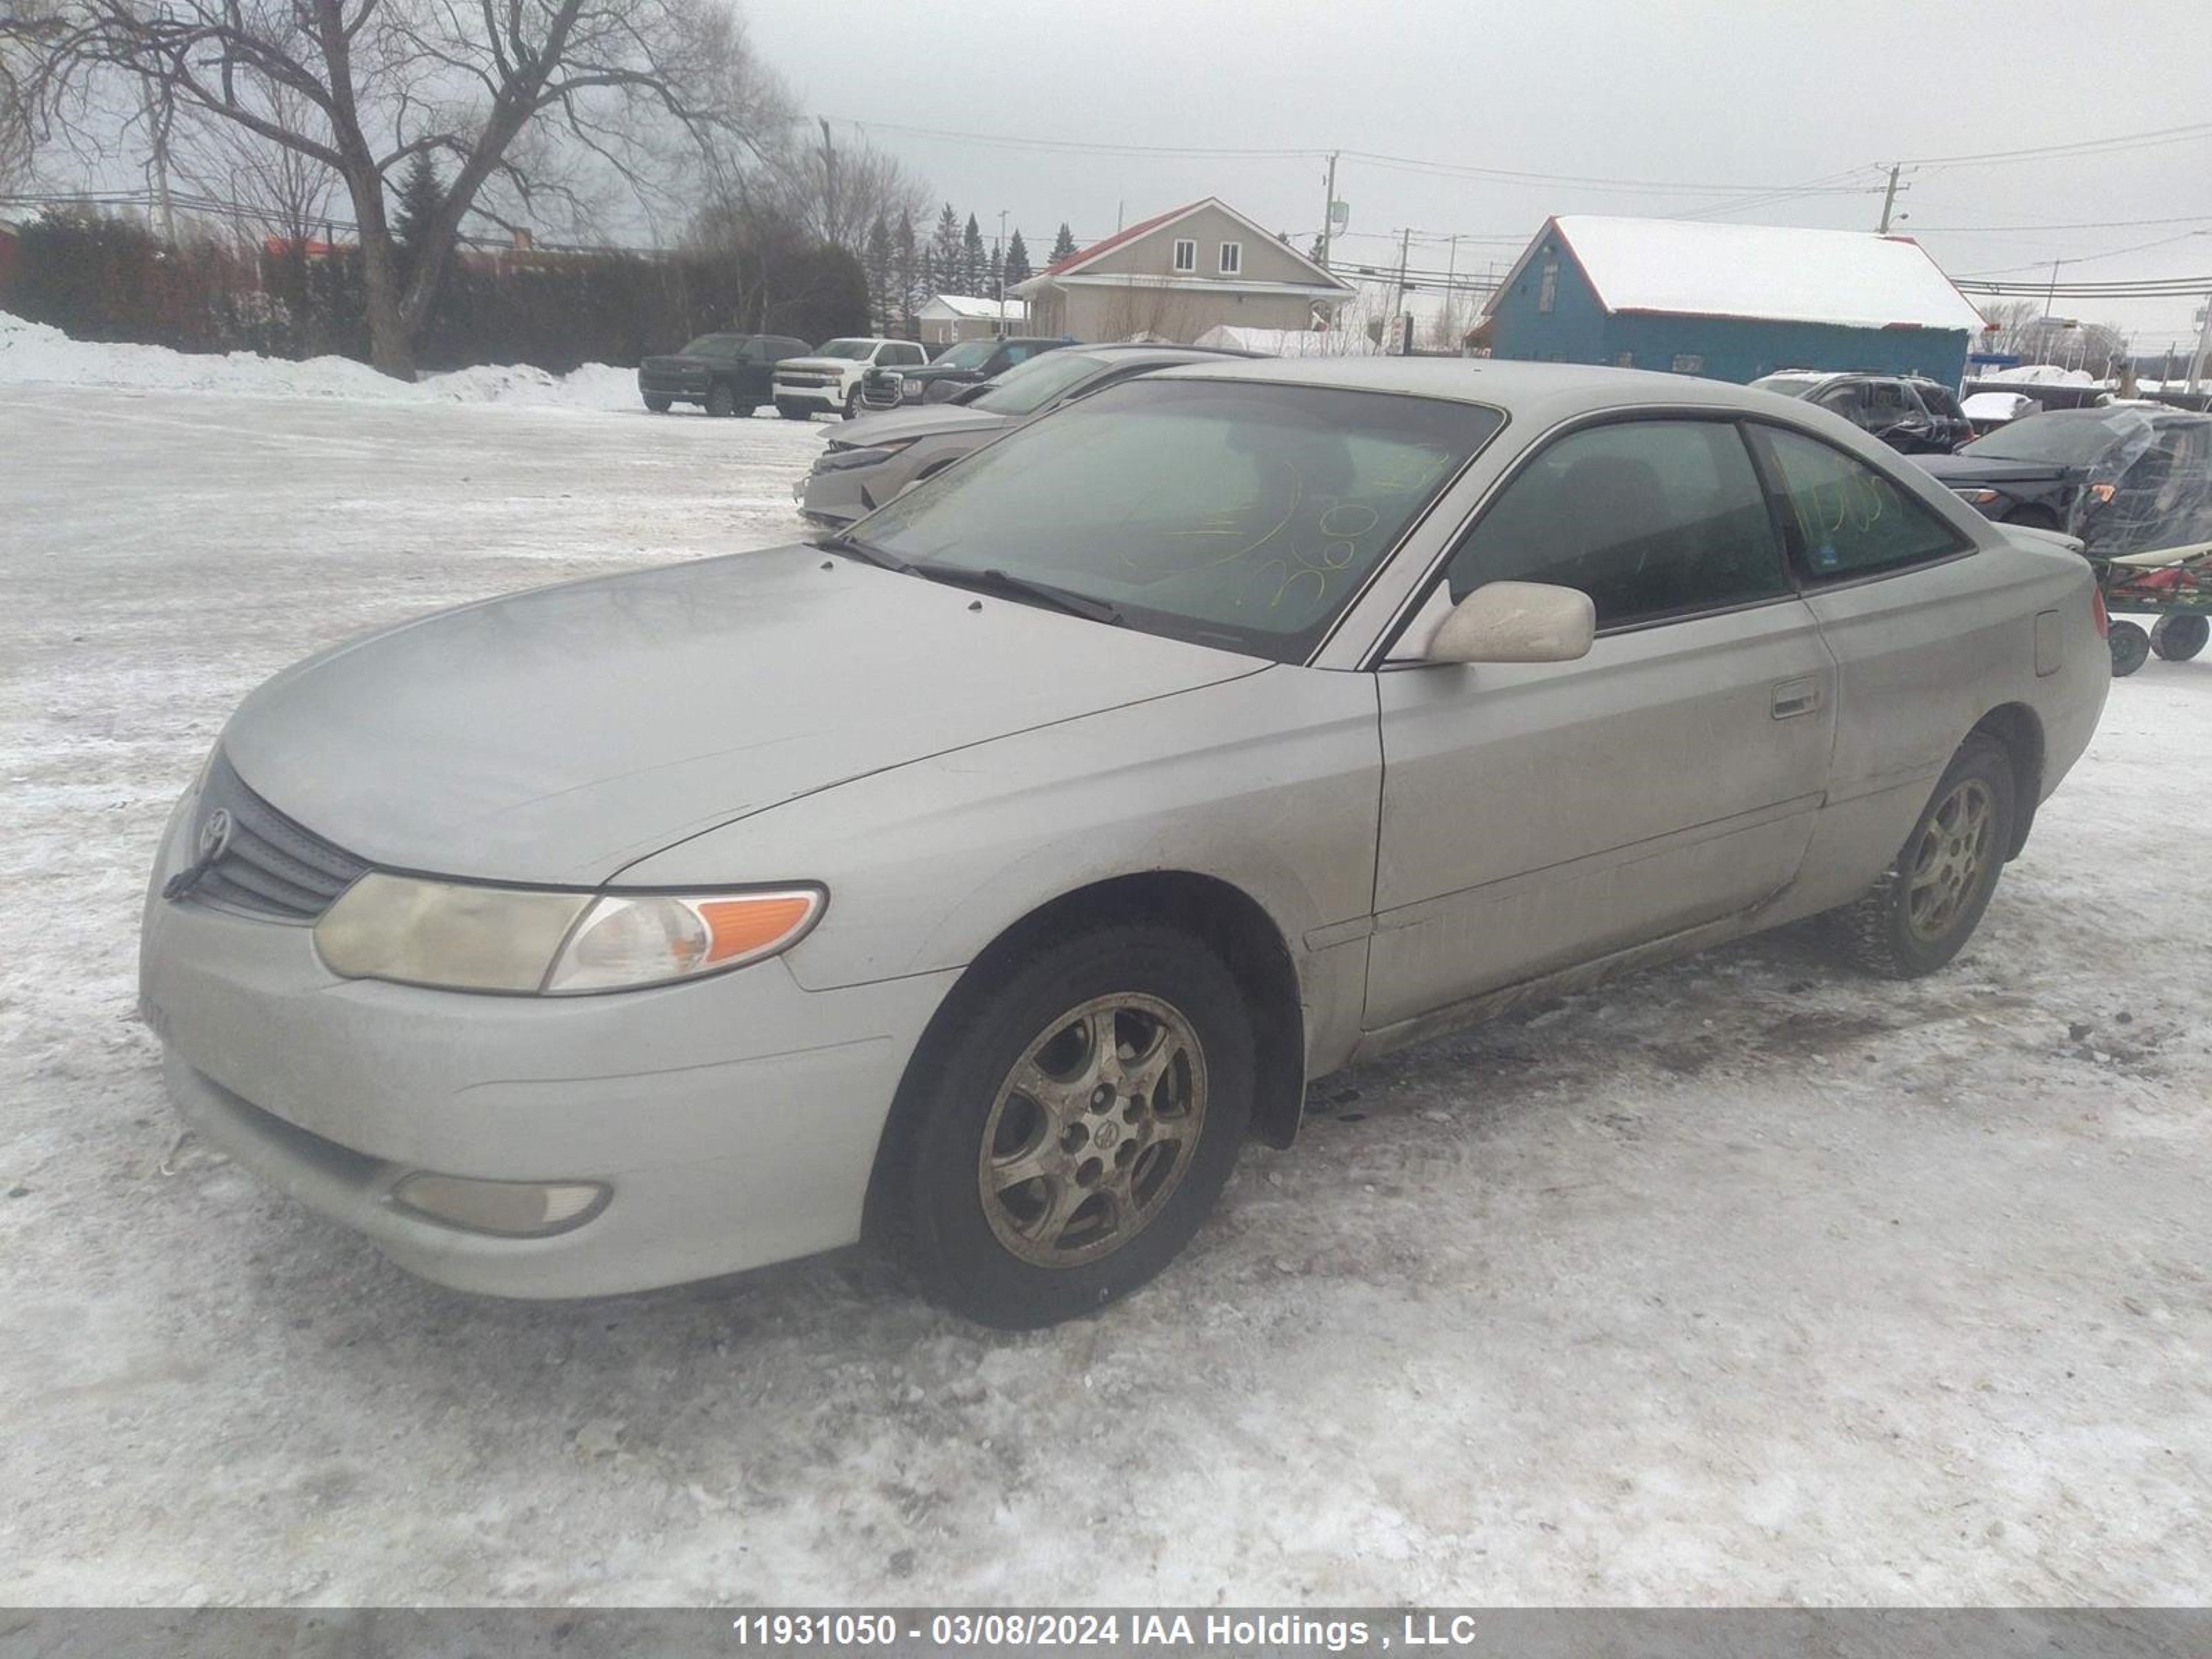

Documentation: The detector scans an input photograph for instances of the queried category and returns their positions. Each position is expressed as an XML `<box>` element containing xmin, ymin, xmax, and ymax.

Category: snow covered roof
<box><xmin>921</xmin><ymin>294</ymin><xmax>1027</xmax><ymax>321</ymax></box>
<box><xmin>1519</xmin><ymin>216</ymin><xmax>1987</xmax><ymax>334</ymax></box>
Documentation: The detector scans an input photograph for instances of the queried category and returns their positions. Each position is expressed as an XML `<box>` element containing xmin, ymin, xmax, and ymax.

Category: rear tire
<box><xmin>2150</xmin><ymin>614</ymin><xmax>2208</xmax><ymax>662</ymax></box>
<box><xmin>2109</xmin><ymin>620</ymin><xmax>2151</xmax><ymax>677</ymax></box>
<box><xmin>1823</xmin><ymin>734</ymin><xmax>2016</xmax><ymax>980</ymax></box>
<box><xmin>704</xmin><ymin>382</ymin><xmax>736</xmax><ymax>418</ymax></box>
<box><xmin>870</xmin><ymin>924</ymin><xmax>1253</xmax><ymax>1329</ymax></box>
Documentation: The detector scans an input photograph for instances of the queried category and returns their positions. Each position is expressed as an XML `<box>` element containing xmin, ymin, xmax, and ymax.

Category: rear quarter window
<box><xmin>1752</xmin><ymin>425</ymin><xmax>1969</xmax><ymax>579</ymax></box>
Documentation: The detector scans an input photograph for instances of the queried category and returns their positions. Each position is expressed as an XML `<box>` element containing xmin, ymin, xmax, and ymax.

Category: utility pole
<box><xmin>1320</xmin><ymin>151</ymin><xmax>1340</xmax><ymax>271</ymax></box>
<box><xmin>2190</xmin><ymin>290</ymin><xmax>2212</xmax><ymax>395</ymax></box>
<box><xmin>997</xmin><ymin>208</ymin><xmax>1009</xmax><ymax>338</ymax></box>
<box><xmin>1876</xmin><ymin>163</ymin><xmax>1904</xmax><ymax>234</ymax></box>
<box><xmin>818</xmin><ymin>117</ymin><xmax>838</xmax><ymax>245</ymax></box>
<box><xmin>1391</xmin><ymin>227</ymin><xmax>1412</xmax><ymax>356</ymax></box>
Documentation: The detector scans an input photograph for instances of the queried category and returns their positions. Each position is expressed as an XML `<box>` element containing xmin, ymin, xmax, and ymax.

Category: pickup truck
<box><xmin>858</xmin><ymin>336</ymin><xmax>1075</xmax><ymax>411</ymax></box>
<box><xmin>771</xmin><ymin>338</ymin><xmax>932</xmax><ymax>420</ymax></box>
<box><xmin>637</xmin><ymin>333</ymin><xmax>812</xmax><ymax>417</ymax></box>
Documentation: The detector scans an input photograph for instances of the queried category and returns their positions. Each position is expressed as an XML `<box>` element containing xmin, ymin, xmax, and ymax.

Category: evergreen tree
<box><xmin>917</xmin><ymin>246</ymin><xmax>937</xmax><ymax>317</ymax></box>
<box><xmin>988</xmin><ymin>245</ymin><xmax>1004</xmax><ymax>304</ymax></box>
<box><xmin>1002</xmin><ymin>227</ymin><xmax>1032</xmax><ymax>287</ymax></box>
<box><xmin>392</xmin><ymin>153</ymin><xmax>443</xmax><ymax>259</ymax></box>
<box><xmin>928</xmin><ymin>203</ymin><xmax>962</xmax><ymax>292</ymax></box>
<box><xmin>962</xmin><ymin>212</ymin><xmax>985</xmax><ymax>296</ymax></box>
<box><xmin>893</xmin><ymin>210</ymin><xmax>919</xmax><ymax>330</ymax></box>
<box><xmin>1049</xmin><ymin>222</ymin><xmax>1078</xmax><ymax>265</ymax></box>
<box><xmin>864</xmin><ymin>214</ymin><xmax>892</xmax><ymax>332</ymax></box>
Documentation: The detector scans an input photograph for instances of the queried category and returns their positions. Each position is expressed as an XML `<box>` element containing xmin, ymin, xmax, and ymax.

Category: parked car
<box><xmin>1915</xmin><ymin>405</ymin><xmax>2212</xmax><ymax>554</ymax></box>
<box><xmin>798</xmin><ymin>344</ymin><xmax>1261</xmax><ymax>526</ymax></box>
<box><xmin>771</xmin><ymin>337</ymin><xmax>931</xmax><ymax>422</ymax></box>
<box><xmin>141</xmin><ymin>359</ymin><xmax>2107</xmax><ymax>1329</ymax></box>
<box><xmin>1748</xmin><ymin>370</ymin><xmax>1971</xmax><ymax>453</ymax></box>
<box><xmin>636</xmin><ymin>332</ymin><xmax>812</xmax><ymax>417</ymax></box>
<box><xmin>859</xmin><ymin>335</ymin><xmax>1075</xmax><ymax>411</ymax></box>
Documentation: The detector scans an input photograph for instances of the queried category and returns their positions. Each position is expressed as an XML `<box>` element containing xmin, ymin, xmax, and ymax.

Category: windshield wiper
<box><xmin>811</xmin><ymin>529</ymin><xmax>921</xmax><ymax>577</ymax></box>
<box><xmin>919</xmin><ymin>565</ymin><xmax>1126</xmax><ymax>626</ymax></box>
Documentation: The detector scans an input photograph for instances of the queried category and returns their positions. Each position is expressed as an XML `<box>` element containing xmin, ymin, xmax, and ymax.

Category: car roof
<box><xmin>1144</xmin><ymin>354</ymin><xmax>1797</xmax><ymax>415</ymax></box>
<box><xmin>1069</xmin><ymin>344</ymin><xmax>1266</xmax><ymax>364</ymax></box>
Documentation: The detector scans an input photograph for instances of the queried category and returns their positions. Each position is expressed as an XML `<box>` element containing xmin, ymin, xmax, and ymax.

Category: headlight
<box><xmin>315</xmin><ymin>874</ymin><xmax>823</xmax><ymax>995</ymax></box>
<box><xmin>900</xmin><ymin>377</ymin><xmax>925</xmax><ymax>402</ymax></box>
<box><xmin>820</xmin><ymin>440</ymin><xmax>915</xmax><ymax>472</ymax></box>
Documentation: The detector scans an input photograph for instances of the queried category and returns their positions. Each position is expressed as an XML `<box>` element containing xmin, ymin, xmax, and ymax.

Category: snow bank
<box><xmin>0</xmin><ymin>310</ymin><xmax>636</xmax><ymax>410</ymax></box>
<box><xmin>1978</xmin><ymin>363</ymin><xmax>2099</xmax><ymax>386</ymax></box>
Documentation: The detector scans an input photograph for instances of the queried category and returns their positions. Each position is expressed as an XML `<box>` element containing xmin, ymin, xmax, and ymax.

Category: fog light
<box><xmin>390</xmin><ymin>1173</ymin><xmax>610</xmax><ymax>1238</ymax></box>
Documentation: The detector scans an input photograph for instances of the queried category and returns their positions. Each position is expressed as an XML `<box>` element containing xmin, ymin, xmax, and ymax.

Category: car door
<box><xmin>1741</xmin><ymin>421</ymin><xmax>1994</xmax><ymax>850</ymax></box>
<box><xmin>1365</xmin><ymin>415</ymin><xmax>1837</xmax><ymax>1029</ymax></box>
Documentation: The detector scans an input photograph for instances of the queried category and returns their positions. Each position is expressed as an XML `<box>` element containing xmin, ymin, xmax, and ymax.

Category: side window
<box><xmin>897</xmin><ymin>344</ymin><xmax>925</xmax><ymax>366</ymax></box>
<box><xmin>1815</xmin><ymin>383</ymin><xmax>1869</xmax><ymax>427</ymax></box>
<box><xmin>740</xmin><ymin>339</ymin><xmax>776</xmax><ymax>364</ymax></box>
<box><xmin>1752</xmin><ymin>426</ymin><xmax>1967</xmax><ymax>578</ymax></box>
<box><xmin>1443</xmin><ymin>420</ymin><xmax>1792</xmax><ymax>628</ymax></box>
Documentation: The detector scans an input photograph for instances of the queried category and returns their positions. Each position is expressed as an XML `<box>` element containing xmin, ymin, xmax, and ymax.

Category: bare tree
<box><xmin>0</xmin><ymin>0</ymin><xmax>60</xmax><ymax>189</ymax></box>
<box><xmin>3</xmin><ymin>0</ymin><xmax>789</xmax><ymax>376</ymax></box>
<box><xmin>766</xmin><ymin>124</ymin><xmax>922</xmax><ymax>254</ymax></box>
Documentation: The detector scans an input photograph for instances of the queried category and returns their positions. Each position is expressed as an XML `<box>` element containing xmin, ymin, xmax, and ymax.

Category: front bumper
<box><xmin>138</xmin><ymin>787</ymin><xmax>959</xmax><ymax>1298</ymax></box>
<box><xmin>774</xmin><ymin>379</ymin><xmax>847</xmax><ymax>409</ymax></box>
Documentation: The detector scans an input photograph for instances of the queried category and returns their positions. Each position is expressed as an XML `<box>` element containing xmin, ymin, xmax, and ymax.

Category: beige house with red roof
<box><xmin>1011</xmin><ymin>198</ymin><xmax>1353</xmax><ymax>344</ymax></box>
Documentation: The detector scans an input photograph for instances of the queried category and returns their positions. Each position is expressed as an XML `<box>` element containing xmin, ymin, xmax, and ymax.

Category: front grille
<box><xmin>181</xmin><ymin>751</ymin><xmax>369</xmax><ymax>921</ymax></box>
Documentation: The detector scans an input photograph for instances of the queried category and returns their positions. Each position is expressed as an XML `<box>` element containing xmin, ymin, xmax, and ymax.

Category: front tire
<box><xmin>1823</xmin><ymin>734</ymin><xmax>2016</xmax><ymax>980</ymax></box>
<box><xmin>843</xmin><ymin>386</ymin><xmax>861</xmax><ymax>420</ymax></box>
<box><xmin>643</xmin><ymin>395</ymin><xmax>673</xmax><ymax>414</ymax></box>
<box><xmin>704</xmin><ymin>382</ymin><xmax>737</xmax><ymax>418</ymax></box>
<box><xmin>776</xmin><ymin>400</ymin><xmax>813</xmax><ymax>421</ymax></box>
<box><xmin>871</xmin><ymin>924</ymin><xmax>1253</xmax><ymax>1329</ymax></box>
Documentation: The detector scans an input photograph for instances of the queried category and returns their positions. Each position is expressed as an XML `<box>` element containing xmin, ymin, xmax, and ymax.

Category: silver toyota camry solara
<box><xmin>140</xmin><ymin>358</ymin><xmax>2110</xmax><ymax>1328</ymax></box>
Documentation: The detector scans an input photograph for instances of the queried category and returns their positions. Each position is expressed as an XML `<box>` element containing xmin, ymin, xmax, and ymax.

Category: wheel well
<box><xmin>1971</xmin><ymin>704</ymin><xmax>2044</xmax><ymax>859</ymax></box>
<box><xmin>909</xmin><ymin>873</ymin><xmax>1307</xmax><ymax>1151</ymax></box>
<box><xmin>2000</xmin><ymin>505</ymin><xmax>2060</xmax><ymax>530</ymax></box>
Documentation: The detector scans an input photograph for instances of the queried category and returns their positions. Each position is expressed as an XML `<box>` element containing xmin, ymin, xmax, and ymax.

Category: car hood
<box><xmin>776</xmin><ymin>356</ymin><xmax>867</xmax><ymax>375</ymax></box>
<box><xmin>221</xmin><ymin>545</ymin><xmax>1262</xmax><ymax>885</ymax></box>
<box><xmin>639</xmin><ymin>355</ymin><xmax>713</xmax><ymax>376</ymax></box>
<box><xmin>1915</xmin><ymin>453</ymin><xmax>2077</xmax><ymax>487</ymax></box>
<box><xmin>837</xmin><ymin>405</ymin><xmax>1009</xmax><ymax>446</ymax></box>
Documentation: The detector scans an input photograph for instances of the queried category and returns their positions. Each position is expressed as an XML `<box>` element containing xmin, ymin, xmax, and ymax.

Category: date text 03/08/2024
<box><xmin>727</xmin><ymin>1611</ymin><xmax>1512</xmax><ymax>1649</ymax></box>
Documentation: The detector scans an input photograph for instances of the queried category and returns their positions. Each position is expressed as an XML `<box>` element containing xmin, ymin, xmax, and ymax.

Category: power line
<box><xmin>1902</xmin><ymin>120</ymin><xmax>2212</xmax><ymax>169</ymax></box>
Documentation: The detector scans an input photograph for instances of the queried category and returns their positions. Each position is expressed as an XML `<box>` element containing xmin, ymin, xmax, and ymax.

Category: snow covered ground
<box><xmin>2</xmin><ymin>369</ymin><xmax>2211</xmax><ymax>1609</ymax></box>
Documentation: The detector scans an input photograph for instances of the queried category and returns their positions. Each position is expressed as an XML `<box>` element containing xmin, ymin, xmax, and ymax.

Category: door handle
<box><xmin>1771</xmin><ymin>676</ymin><xmax>1821</xmax><ymax>720</ymax></box>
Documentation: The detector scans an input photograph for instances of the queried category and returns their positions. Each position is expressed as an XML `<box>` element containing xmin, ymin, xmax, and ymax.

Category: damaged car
<box><xmin>141</xmin><ymin>359</ymin><xmax>2109</xmax><ymax>1329</ymax></box>
<box><xmin>1915</xmin><ymin>405</ymin><xmax>2212</xmax><ymax>554</ymax></box>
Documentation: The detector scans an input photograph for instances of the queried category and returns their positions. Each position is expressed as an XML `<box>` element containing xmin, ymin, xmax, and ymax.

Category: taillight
<box><xmin>2090</xmin><ymin>583</ymin><xmax>2109</xmax><ymax>640</ymax></box>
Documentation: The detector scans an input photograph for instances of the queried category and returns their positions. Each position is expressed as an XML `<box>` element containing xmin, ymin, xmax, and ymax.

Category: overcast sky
<box><xmin>744</xmin><ymin>0</ymin><xmax>2212</xmax><ymax>356</ymax></box>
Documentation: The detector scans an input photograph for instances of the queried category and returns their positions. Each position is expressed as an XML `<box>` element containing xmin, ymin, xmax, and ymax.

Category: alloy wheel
<box><xmin>1904</xmin><ymin>778</ymin><xmax>1996</xmax><ymax>943</ymax></box>
<box><xmin>977</xmin><ymin>993</ymin><xmax>1206</xmax><ymax>1268</ymax></box>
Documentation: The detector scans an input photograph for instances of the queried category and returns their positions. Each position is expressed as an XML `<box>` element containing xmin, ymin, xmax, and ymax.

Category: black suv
<box><xmin>859</xmin><ymin>335</ymin><xmax>1076</xmax><ymax>411</ymax></box>
<box><xmin>1749</xmin><ymin>371</ymin><xmax>1971</xmax><ymax>454</ymax></box>
<box><xmin>637</xmin><ymin>332</ymin><xmax>812</xmax><ymax>417</ymax></box>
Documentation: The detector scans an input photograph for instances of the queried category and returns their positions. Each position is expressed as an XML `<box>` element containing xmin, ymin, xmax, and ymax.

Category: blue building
<box><xmin>1482</xmin><ymin>216</ymin><xmax>1986</xmax><ymax>386</ymax></box>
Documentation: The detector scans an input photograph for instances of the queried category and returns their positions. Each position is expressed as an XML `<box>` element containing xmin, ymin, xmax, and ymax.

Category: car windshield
<box><xmin>854</xmin><ymin>379</ymin><xmax>1499</xmax><ymax>661</ymax></box>
<box><xmin>680</xmin><ymin>335</ymin><xmax>742</xmax><ymax>357</ymax></box>
<box><xmin>1964</xmin><ymin>409</ymin><xmax>2159</xmax><ymax>467</ymax></box>
<box><xmin>932</xmin><ymin>340</ymin><xmax>1000</xmax><ymax>371</ymax></box>
<box><xmin>968</xmin><ymin>353</ymin><xmax>1110</xmax><ymax>417</ymax></box>
<box><xmin>1749</xmin><ymin>375</ymin><xmax>1825</xmax><ymax>399</ymax></box>
<box><xmin>815</xmin><ymin>339</ymin><xmax>879</xmax><ymax>360</ymax></box>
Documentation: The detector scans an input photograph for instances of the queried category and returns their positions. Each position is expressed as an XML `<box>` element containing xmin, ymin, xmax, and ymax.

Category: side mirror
<box><xmin>1425</xmin><ymin>581</ymin><xmax>1595</xmax><ymax>664</ymax></box>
